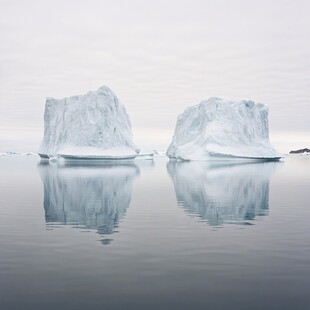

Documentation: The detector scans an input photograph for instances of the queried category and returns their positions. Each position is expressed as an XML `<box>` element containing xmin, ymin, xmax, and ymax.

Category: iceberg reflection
<box><xmin>38</xmin><ymin>161</ymin><xmax>139</xmax><ymax>240</ymax></box>
<box><xmin>167</xmin><ymin>161</ymin><xmax>279</xmax><ymax>226</ymax></box>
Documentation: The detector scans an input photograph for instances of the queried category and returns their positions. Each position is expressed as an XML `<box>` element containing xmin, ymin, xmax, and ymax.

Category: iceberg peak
<box><xmin>96</xmin><ymin>85</ymin><xmax>114</xmax><ymax>93</ymax></box>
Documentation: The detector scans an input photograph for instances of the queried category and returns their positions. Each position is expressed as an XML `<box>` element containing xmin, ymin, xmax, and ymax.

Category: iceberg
<box><xmin>167</xmin><ymin>97</ymin><xmax>280</xmax><ymax>161</ymax></box>
<box><xmin>38</xmin><ymin>86</ymin><xmax>139</xmax><ymax>159</ymax></box>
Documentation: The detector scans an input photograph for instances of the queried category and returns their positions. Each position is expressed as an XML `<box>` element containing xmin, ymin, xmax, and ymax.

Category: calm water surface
<box><xmin>0</xmin><ymin>155</ymin><xmax>309</xmax><ymax>310</ymax></box>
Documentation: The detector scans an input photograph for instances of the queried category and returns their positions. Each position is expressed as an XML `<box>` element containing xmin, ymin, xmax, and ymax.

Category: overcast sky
<box><xmin>0</xmin><ymin>0</ymin><xmax>309</xmax><ymax>152</ymax></box>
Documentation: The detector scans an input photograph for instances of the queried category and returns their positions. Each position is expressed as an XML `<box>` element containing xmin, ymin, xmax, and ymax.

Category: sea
<box><xmin>0</xmin><ymin>155</ymin><xmax>309</xmax><ymax>310</ymax></box>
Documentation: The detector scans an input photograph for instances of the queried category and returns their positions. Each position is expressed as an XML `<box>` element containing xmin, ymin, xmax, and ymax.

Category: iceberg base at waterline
<box><xmin>39</xmin><ymin>149</ymin><xmax>139</xmax><ymax>161</ymax></box>
<box><xmin>168</xmin><ymin>152</ymin><xmax>282</xmax><ymax>163</ymax></box>
<box><xmin>57</xmin><ymin>146</ymin><xmax>139</xmax><ymax>160</ymax></box>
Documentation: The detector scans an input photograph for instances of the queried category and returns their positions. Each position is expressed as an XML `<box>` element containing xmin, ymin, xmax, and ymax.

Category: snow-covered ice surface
<box><xmin>167</xmin><ymin>97</ymin><xmax>280</xmax><ymax>161</ymax></box>
<box><xmin>58</xmin><ymin>146</ymin><xmax>138</xmax><ymax>160</ymax></box>
<box><xmin>38</xmin><ymin>86</ymin><xmax>138</xmax><ymax>159</ymax></box>
<box><xmin>38</xmin><ymin>161</ymin><xmax>139</xmax><ymax>237</ymax></box>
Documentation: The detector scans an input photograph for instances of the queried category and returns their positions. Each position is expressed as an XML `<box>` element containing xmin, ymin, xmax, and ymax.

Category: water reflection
<box><xmin>167</xmin><ymin>161</ymin><xmax>279</xmax><ymax>226</ymax></box>
<box><xmin>38</xmin><ymin>161</ymin><xmax>140</xmax><ymax>243</ymax></box>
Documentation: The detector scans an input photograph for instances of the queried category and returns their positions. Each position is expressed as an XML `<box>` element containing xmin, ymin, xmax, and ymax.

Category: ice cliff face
<box><xmin>167</xmin><ymin>161</ymin><xmax>278</xmax><ymax>226</ymax></box>
<box><xmin>167</xmin><ymin>98</ymin><xmax>279</xmax><ymax>160</ymax></box>
<box><xmin>38</xmin><ymin>86</ymin><xmax>138</xmax><ymax>158</ymax></box>
<box><xmin>38</xmin><ymin>162</ymin><xmax>139</xmax><ymax>238</ymax></box>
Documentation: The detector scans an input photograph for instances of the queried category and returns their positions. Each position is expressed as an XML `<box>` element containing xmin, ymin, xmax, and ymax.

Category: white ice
<box><xmin>38</xmin><ymin>86</ymin><xmax>138</xmax><ymax>159</ymax></box>
<box><xmin>167</xmin><ymin>97</ymin><xmax>280</xmax><ymax>160</ymax></box>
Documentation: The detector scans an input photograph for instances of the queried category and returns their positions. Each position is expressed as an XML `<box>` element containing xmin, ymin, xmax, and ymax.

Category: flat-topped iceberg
<box><xmin>167</xmin><ymin>97</ymin><xmax>280</xmax><ymax>161</ymax></box>
<box><xmin>38</xmin><ymin>86</ymin><xmax>138</xmax><ymax>159</ymax></box>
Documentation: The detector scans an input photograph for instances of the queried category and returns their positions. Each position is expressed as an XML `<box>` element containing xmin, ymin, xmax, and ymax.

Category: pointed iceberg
<box><xmin>38</xmin><ymin>86</ymin><xmax>139</xmax><ymax>159</ymax></box>
<box><xmin>167</xmin><ymin>98</ymin><xmax>280</xmax><ymax>161</ymax></box>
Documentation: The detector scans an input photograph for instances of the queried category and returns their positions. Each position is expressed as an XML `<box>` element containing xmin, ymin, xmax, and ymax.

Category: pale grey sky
<box><xmin>0</xmin><ymin>0</ymin><xmax>309</xmax><ymax>152</ymax></box>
